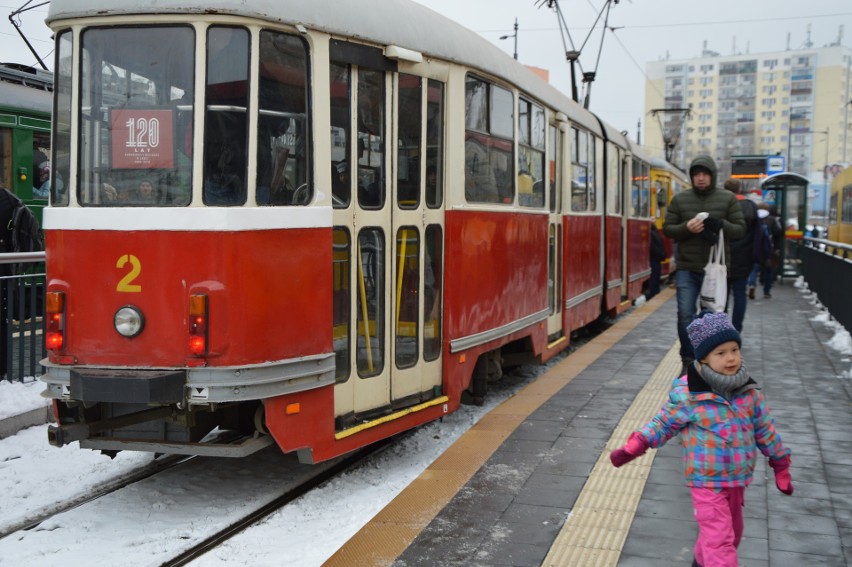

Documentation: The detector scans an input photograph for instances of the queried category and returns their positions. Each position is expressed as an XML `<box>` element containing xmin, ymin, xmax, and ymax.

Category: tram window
<box><xmin>548</xmin><ymin>124</ymin><xmax>562</xmax><ymax>213</ymax></box>
<box><xmin>397</xmin><ymin>74</ymin><xmax>422</xmax><ymax>209</ymax></box>
<box><xmin>256</xmin><ymin>31</ymin><xmax>310</xmax><ymax>206</ymax></box>
<box><xmin>631</xmin><ymin>160</ymin><xmax>650</xmax><ymax>217</ymax></box>
<box><xmin>357</xmin><ymin>69</ymin><xmax>385</xmax><ymax>209</ymax></box>
<box><xmin>395</xmin><ymin>227</ymin><xmax>420</xmax><ymax>368</ymax></box>
<box><xmin>357</xmin><ymin>228</ymin><xmax>385</xmax><ymax>378</ymax></box>
<box><xmin>606</xmin><ymin>147</ymin><xmax>620</xmax><ymax>215</ymax></box>
<box><xmin>423</xmin><ymin>224</ymin><xmax>442</xmax><ymax>362</ymax></box>
<box><xmin>425</xmin><ymin>79</ymin><xmax>444</xmax><ymax>208</ymax></box>
<box><xmin>518</xmin><ymin>98</ymin><xmax>545</xmax><ymax>208</ymax></box>
<box><xmin>78</xmin><ymin>26</ymin><xmax>194</xmax><ymax>206</ymax></box>
<box><xmin>333</xmin><ymin>227</ymin><xmax>352</xmax><ymax>383</ymax></box>
<box><xmin>203</xmin><ymin>26</ymin><xmax>249</xmax><ymax>206</ymax></box>
<box><xmin>591</xmin><ymin>136</ymin><xmax>601</xmax><ymax>212</ymax></box>
<box><xmin>53</xmin><ymin>30</ymin><xmax>71</xmax><ymax>206</ymax></box>
<box><xmin>464</xmin><ymin>76</ymin><xmax>513</xmax><ymax>204</ymax></box>
<box><xmin>330</xmin><ymin>62</ymin><xmax>351</xmax><ymax>209</ymax></box>
<box><xmin>571</xmin><ymin>127</ymin><xmax>589</xmax><ymax>211</ymax></box>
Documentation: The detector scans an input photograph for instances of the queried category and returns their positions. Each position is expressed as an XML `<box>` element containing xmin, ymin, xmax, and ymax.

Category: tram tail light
<box><xmin>45</xmin><ymin>291</ymin><xmax>65</xmax><ymax>351</ymax></box>
<box><xmin>189</xmin><ymin>294</ymin><xmax>208</xmax><ymax>356</ymax></box>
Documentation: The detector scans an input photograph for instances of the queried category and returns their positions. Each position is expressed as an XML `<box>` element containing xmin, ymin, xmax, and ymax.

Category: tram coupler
<box><xmin>48</xmin><ymin>405</ymin><xmax>175</xmax><ymax>447</ymax></box>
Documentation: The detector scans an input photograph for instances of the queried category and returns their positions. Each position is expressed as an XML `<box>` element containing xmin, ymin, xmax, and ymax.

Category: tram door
<box><xmin>330</xmin><ymin>42</ymin><xmax>444</xmax><ymax>419</ymax></box>
<box><xmin>546</xmin><ymin>122</ymin><xmax>564</xmax><ymax>340</ymax></box>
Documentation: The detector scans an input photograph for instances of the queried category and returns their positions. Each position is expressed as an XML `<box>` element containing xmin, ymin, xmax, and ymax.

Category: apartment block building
<box><xmin>645</xmin><ymin>44</ymin><xmax>852</xmax><ymax>182</ymax></box>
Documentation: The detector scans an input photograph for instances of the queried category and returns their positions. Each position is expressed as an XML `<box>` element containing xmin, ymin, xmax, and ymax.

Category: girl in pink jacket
<box><xmin>610</xmin><ymin>312</ymin><xmax>793</xmax><ymax>567</ymax></box>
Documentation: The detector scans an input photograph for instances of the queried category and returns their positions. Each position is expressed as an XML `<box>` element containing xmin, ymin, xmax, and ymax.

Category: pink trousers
<box><xmin>690</xmin><ymin>486</ymin><xmax>745</xmax><ymax>567</ymax></box>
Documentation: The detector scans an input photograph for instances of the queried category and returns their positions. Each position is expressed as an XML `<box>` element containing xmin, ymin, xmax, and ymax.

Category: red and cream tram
<box><xmin>40</xmin><ymin>0</ymin><xmax>654</xmax><ymax>460</ymax></box>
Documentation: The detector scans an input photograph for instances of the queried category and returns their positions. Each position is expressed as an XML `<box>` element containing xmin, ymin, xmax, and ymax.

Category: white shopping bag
<box><xmin>699</xmin><ymin>229</ymin><xmax>727</xmax><ymax>312</ymax></box>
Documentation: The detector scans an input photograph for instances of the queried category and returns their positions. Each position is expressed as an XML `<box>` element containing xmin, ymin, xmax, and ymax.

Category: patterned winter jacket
<box><xmin>638</xmin><ymin>366</ymin><xmax>790</xmax><ymax>488</ymax></box>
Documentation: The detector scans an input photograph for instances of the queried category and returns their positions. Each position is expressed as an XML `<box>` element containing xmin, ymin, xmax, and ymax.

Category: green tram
<box><xmin>0</xmin><ymin>63</ymin><xmax>53</xmax><ymax>223</ymax></box>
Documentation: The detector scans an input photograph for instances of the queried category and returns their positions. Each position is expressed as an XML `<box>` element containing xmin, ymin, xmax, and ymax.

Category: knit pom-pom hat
<box><xmin>687</xmin><ymin>312</ymin><xmax>741</xmax><ymax>361</ymax></box>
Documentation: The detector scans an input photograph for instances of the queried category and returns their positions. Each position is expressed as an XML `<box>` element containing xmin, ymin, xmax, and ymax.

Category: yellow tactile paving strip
<box><xmin>322</xmin><ymin>289</ymin><xmax>675</xmax><ymax>567</ymax></box>
<box><xmin>541</xmin><ymin>342</ymin><xmax>680</xmax><ymax>566</ymax></box>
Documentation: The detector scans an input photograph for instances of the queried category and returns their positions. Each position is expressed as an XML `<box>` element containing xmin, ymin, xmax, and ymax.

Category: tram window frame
<box><xmin>464</xmin><ymin>75</ymin><xmax>514</xmax><ymax>205</ymax></box>
<box><xmin>255</xmin><ymin>30</ymin><xmax>311</xmax><ymax>207</ymax></box>
<box><xmin>356</xmin><ymin>227</ymin><xmax>386</xmax><ymax>378</ymax></box>
<box><xmin>330</xmin><ymin>62</ymin><xmax>351</xmax><ymax>209</ymax></box>
<box><xmin>203</xmin><ymin>25</ymin><xmax>250</xmax><ymax>207</ymax></box>
<box><xmin>571</xmin><ymin>127</ymin><xmax>590</xmax><ymax>212</ymax></box>
<box><xmin>548</xmin><ymin>123</ymin><xmax>562</xmax><ymax>214</ymax></box>
<box><xmin>397</xmin><ymin>74</ymin><xmax>422</xmax><ymax>210</ymax></box>
<box><xmin>53</xmin><ymin>29</ymin><xmax>72</xmax><ymax>206</ymax></box>
<box><xmin>423</xmin><ymin>224</ymin><xmax>442</xmax><ymax>362</ymax></box>
<box><xmin>394</xmin><ymin>226</ymin><xmax>420</xmax><ymax>369</ymax></box>
<box><xmin>356</xmin><ymin>68</ymin><xmax>386</xmax><ymax>210</ymax></box>
<box><xmin>425</xmin><ymin>79</ymin><xmax>445</xmax><ymax>209</ymax></box>
<box><xmin>517</xmin><ymin>97</ymin><xmax>545</xmax><ymax>208</ymax></box>
<box><xmin>77</xmin><ymin>25</ymin><xmax>195</xmax><ymax>207</ymax></box>
<box><xmin>605</xmin><ymin>146</ymin><xmax>621</xmax><ymax>215</ymax></box>
<box><xmin>842</xmin><ymin>185</ymin><xmax>852</xmax><ymax>223</ymax></box>
<box><xmin>631</xmin><ymin>160</ymin><xmax>650</xmax><ymax>218</ymax></box>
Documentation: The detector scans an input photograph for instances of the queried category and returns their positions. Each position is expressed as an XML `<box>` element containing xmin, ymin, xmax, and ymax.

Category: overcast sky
<box><xmin>2</xmin><ymin>0</ymin><xmax>851</xmax><ymax>155</ymax></box>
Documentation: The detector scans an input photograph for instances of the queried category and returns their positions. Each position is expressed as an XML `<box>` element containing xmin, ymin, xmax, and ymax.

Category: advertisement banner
<box><xmin>111</xmin><ymin>108</ymin><xmax>175</xmax><ymax>169</ymax></box>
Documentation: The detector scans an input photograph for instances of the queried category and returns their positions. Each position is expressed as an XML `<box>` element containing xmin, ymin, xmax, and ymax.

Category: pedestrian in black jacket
<box><xmin>647</xmin><ymin>224</ymin><xmax>666</xmax><ymax>299</ymax></box>
<box><xmin>723</xmin><ymin>179</ymin><xmax>757</xmax><ymax>332</ymax></box>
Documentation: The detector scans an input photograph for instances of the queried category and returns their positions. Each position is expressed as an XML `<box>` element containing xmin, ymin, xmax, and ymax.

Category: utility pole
<box><xmin>500</xmin><ymin>18</ymin><xmax>519</xmax><ymax>60</ymax></box>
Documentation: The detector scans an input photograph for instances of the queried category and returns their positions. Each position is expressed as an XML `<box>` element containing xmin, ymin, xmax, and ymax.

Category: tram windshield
<box><xmin>77</xmin><ymin>26</ymin><xmax>195</xmax><ymax>206</ymax></box>
<box><xmin>57</xmin><ymin>24</ymin><xmax>311</xmax><ymax>207</ymax></box>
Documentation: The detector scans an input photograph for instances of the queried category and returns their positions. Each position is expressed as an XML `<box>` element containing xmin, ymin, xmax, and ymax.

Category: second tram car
<box><xmin>41</xmin><ymin>0</ymin><xmax>657</xmax><ymax>460</ymax></box>
<box><xmin>828</xmin><ymin>165</ymin><xmax>852</xmax><ymax>245</ymax></box>
<box><xmin>0</xmin><ymin>64</ymin><xmax>53</xmax><ymax>220</ymax></box>
<box><xmin>649</xmin><ymin>157</ymin><xmax>689</xmax><ymax>277</ymax></box>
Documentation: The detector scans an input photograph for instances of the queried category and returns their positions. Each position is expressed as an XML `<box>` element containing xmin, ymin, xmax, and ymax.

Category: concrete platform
<box><xmin>328</xmin><ymin>281</ymin><xmax>852</xmax><ymax>566</ymax></box>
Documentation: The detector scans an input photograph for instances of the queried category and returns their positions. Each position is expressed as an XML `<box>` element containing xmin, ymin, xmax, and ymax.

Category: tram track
<box><xmin>161</xmin><ymin>437</ymin><xmax>398</xmax><ymax>567</ymax></box>
<box><xmin>0</xmin><ymin>452</ymin><xmax>190</xmax><ymax>540</ymax></box>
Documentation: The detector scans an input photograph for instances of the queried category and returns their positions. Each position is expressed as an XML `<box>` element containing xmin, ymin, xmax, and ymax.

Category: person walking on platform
<box><xmin>663</xmin><ymin>156</ymin><xmax>745</xmax><ymax>374</ymax></box>
<box><xmin>722</xmin><ymin>178</ymin><xmax>757</xmax><ymax>332</ymax></box>
<box><xmin>609</xmin><ymin>312</ymin><xmax>793</xmax><ymax>567</ymax></box>
<box><xmin>748</xmin><ymin>205</ymin><xmax>782</xmax><ymax>299</ymax></box>
<box><xmin>646</xmin><ymin>223</ymin><xmax>666</xmax><ymax>300</ymax></box>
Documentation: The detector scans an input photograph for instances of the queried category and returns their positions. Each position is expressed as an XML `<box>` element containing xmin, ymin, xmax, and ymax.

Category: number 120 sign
<box><xmin>111</xmin><ymin>108</ymin><xmax>175</xmax><ymax>169</ymax></box>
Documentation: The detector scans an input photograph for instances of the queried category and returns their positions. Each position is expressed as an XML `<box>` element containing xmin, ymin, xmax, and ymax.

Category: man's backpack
<box><xmin>752</xmin><ymin>220</ymin><xmax>773</xmax><ymax>266</ymax></box>
<box><xmin>3</xmin><ymin>189</ymin><xmax>44</xmax><ymax>274</ymax></box>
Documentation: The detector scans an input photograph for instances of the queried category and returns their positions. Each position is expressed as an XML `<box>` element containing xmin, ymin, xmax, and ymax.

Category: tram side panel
<box><xmin>562</xmin><ymin>214</ymin><xmax>603</xmax><ymax>332</ymax></box>
<box><xmin>442</xmin><ymin>209</ymin><xmax>549</xmax><ymax>400</ymax></box>
<box><xmin>603</xmin><ymin>214</ymin><xmax>623</xmax><ymax>314</ymax></box>
<box><xmin>625</xmin><ymin>218</ymin><xmax>651</xmax><ymax>300</ymax></box>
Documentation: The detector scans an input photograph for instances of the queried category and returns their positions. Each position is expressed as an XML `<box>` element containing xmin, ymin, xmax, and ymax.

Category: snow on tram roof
<box><xmin>46</xmin><ymin>0</ymin><xmax>602</xmax><ymax>135</ymax></box>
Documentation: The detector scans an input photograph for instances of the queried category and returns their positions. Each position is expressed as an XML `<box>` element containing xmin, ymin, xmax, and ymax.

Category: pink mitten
<box><xmin>769</xmin><ymin>455</ymin><xmax>794</xmax><ymax>496</ymax></box>
<box><xmin>610</xmin><ymin>432</ymin><xmax>649</xmax><ymax>468</ymax></box>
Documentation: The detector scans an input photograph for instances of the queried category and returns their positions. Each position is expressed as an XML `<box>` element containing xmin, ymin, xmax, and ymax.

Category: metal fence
<box><xmin>800</xmin><ymin>238</ymin><xmax>852</xmax><ymax>334</ymax></box>
<box><xmin>1</xmin><ymin>252</ymin><xmax>46</xmax><ymax>382</ymax></box>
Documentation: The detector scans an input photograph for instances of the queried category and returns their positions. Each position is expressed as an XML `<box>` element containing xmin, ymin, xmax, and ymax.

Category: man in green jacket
<box><xmin>663</xmin><ymin>155</ymin><xmax>746</xmax><ymax>372</ymax></box>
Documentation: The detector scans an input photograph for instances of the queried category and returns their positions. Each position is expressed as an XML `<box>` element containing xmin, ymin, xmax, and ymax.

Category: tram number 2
<box><xmin>116</xmin><ymin>254</ymin><xmax>142</xmax><ymax>292</ymax></box>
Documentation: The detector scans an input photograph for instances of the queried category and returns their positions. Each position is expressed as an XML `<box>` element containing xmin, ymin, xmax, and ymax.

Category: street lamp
<box><xmin>500</xmin><ymin>18</ymin><xmax>519</xmax><ymax>60</ymax></box>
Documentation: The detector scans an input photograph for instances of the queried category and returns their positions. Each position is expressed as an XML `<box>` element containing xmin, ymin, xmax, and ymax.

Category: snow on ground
<box><xmin>0</xmin><ymin>378</ymin><xmax>50</xmax><ymax>420</ymax></box>
<box><xmin>0</xmin><ymin>363</ymin><xmax>547</xmax><ymax>567</ymax></box>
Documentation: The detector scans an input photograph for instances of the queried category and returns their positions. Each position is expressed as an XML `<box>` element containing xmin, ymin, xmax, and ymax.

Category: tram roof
<box><xmin>0</xmin><ymin>81</ymin><xmax>52</xmax><ymax>115</ymax></box>
<box><xmin>46</xmin><ymin>0</ymin><xmax>603</xmax><ymax>135</ymax></box>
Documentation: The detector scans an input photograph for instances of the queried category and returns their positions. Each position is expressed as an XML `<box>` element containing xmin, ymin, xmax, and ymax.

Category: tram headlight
<box><xmin>114</xmin><ymin>306</ymin><xmax>145</xmax><ymax>337</ymax></box>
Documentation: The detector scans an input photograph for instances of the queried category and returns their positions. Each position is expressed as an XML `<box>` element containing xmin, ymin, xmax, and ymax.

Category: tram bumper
<box><xmin>70</xmin><ymin>368</ymin><xmax>187</xmax><ymax>404</ymax></box>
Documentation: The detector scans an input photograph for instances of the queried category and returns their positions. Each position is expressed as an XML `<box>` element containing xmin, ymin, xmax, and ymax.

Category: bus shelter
<box><xmin>760</xmin><ymin>172</ymin><xmax>809</xmax><ymax>280</ymax></box>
